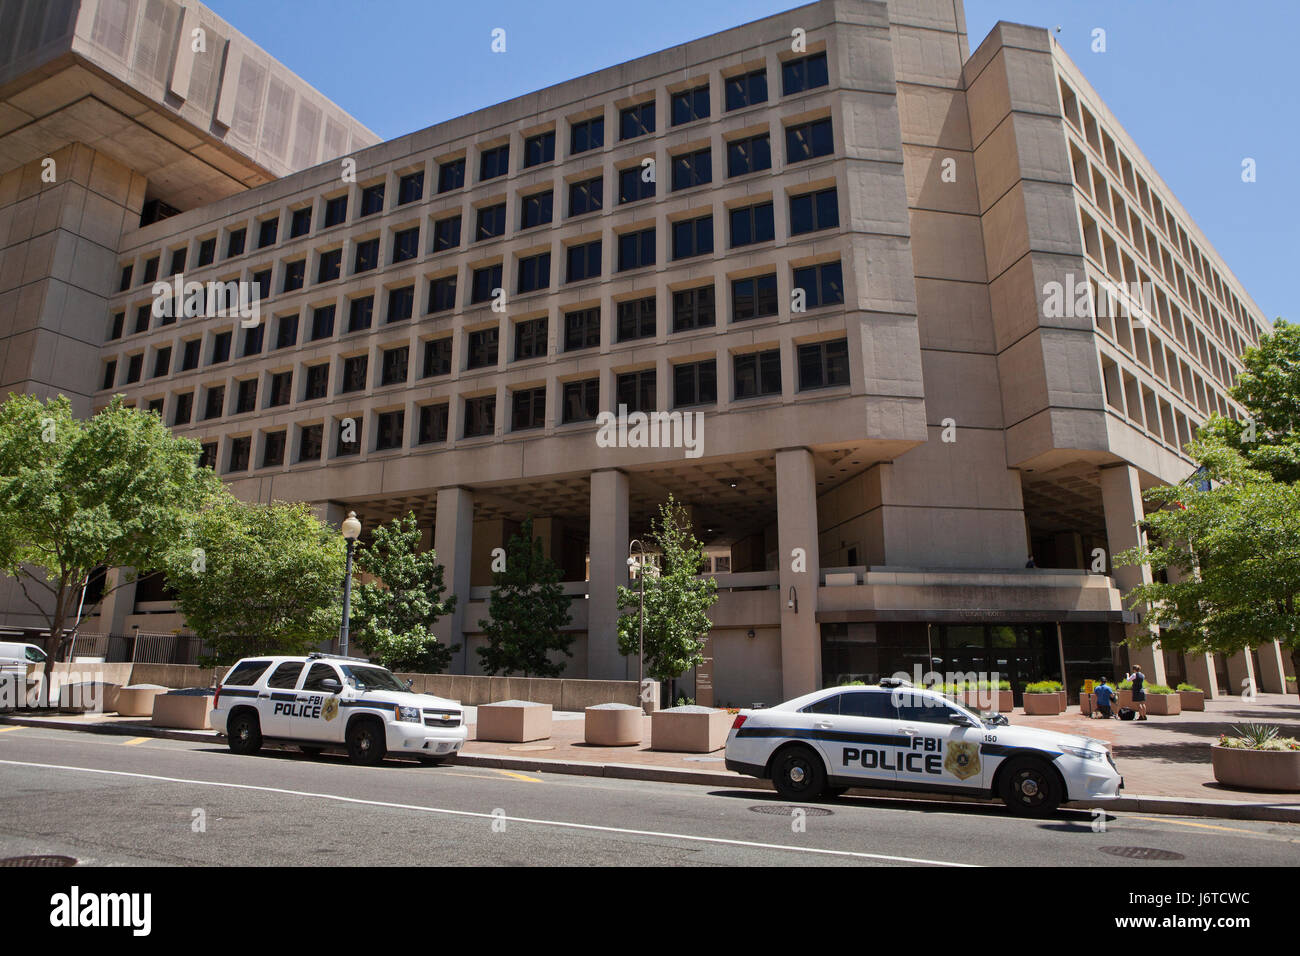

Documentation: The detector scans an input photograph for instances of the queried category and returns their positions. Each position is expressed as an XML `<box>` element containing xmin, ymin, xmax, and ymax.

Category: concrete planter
<box><xmin>114</xmin><ymin>685</ymin><xmax>167</xmax><ymax>717</ymax></box>
<box><xmin>1118</xmin><ymin>689</ymin><xmax>1134</xmax><ymax>709</ymax></box>
<box><xmin>960</xmin><ymin>689</ymin><xmax>1013</xmax><ymax>713</ymax></box>
<box><xmin>1057</xmin><ymin>691</ymin><xmax>1068</xmax><ymax>711</ymax></box>
<box><xmin>475</xmin><ymin>700</ymin><xmax>551</xmax><ymax>742</ymax></box>
<box><xmin>151</xmin><ymin>692</ymin><xmax>213</xmax><ymax>729</ymax></box>
<box><xmin>1179</xmin><ymin>690</ymin><xmax>1205</xmax><ymax>711</ymax></box>
<box><xmin>1211</xmin><ymin>744</ymin><xmax>1300</xmax><ymax>792</ymax></box>
<box><xmin>584</xmin><ymin>703</ymin><xmax>643</xmax><ymax>746</ymax></box>
<box><xmin>650</xmin><ymin>706</ymin><xmax>731</xmax><ymax>753</ymax></box>
<box><xmin>1022</xmin><ymin>693</ymin><xmax>1062</xmax><ymax>716</ymax></box>
<box><xmin>1145</xmin><ymin>693</ymin><xmax>1181</xmax><ymax>716</ymax></box>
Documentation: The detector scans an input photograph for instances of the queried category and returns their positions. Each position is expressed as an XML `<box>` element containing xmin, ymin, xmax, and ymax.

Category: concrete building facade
<box><xmin>1</xmin><ymin>0</ymin><xmax>1291</xmax><ymax>705</ymax></box>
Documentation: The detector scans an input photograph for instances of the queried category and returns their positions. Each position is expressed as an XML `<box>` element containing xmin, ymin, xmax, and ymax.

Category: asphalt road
<box><xmin>1</xmin><ymin>725</ymin><xmax>1297</xmax><ymax>867</ymax></box>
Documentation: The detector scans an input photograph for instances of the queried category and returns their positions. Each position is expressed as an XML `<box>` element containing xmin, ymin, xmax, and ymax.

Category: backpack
<box><xmin>1118</xmin><ymin>707</ymin><xmax>1136</xmax><ymax>721</ymax></box>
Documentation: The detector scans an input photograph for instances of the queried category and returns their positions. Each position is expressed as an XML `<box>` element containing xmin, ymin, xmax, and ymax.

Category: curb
<box><xmin>6</xmin><ymin>714</ymin><xmax>1299</xmax><ymax>824</ymax></box>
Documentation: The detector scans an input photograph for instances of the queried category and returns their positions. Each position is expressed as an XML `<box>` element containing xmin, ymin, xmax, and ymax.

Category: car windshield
<box><xmin>340</xmin><ymin>664</ymin><xmax>408</xmax><ymax>693</ymax></box>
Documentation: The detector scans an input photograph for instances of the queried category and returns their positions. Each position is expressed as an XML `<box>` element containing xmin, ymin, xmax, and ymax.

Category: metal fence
<box><xmin>28</xmin><ymin>631</ymin><xmax>210</xmax><ymax>664</ymax></box>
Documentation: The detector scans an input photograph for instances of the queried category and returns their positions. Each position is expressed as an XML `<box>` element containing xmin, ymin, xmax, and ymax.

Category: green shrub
<box><xmin>1175</xmin><ymin>682</ymin><xmax>1203</xmax><ymax>693</ymax></box>
<box><xmin>1117</xmin><ymin>680</ymin><xmax>1133</xmax><ymax>690</ymax></box>
<box><xmin>838</xmin><ymin>680</ymin><xmax>866</xmax><ymax>687</ymax></box>
<box><xmin>1147</xmin><ymin>683</ymin><xmax>1175</xmax><ymax>695</ymax></box>
<box><xmin>1024</xmin><ymin>680</ymin><xmax>1062</xmax><ymax>694</ymax></box>
<box><xmin>1218</xmin><ymin>724</ymin><xmax>1300</xmax><ymax>751</ymax></box>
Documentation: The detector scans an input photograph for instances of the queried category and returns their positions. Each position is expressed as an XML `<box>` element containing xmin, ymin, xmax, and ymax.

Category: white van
<box><xmin>0</xmin><ymin>641</ymin><xmax>47</xmax><ymax>708</ymax></box>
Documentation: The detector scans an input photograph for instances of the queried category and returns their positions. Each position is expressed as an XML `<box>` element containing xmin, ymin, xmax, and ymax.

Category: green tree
<box><xmin>163</xmin><ymin>499</ymin><xmax>345</xmax><ymax>664</ymax></box>
<box><xmin>477</xmin><ymin>518</ymin><xmax>573</xmax><ymax>677</ymax></box>
<box><xmin>0</xmin><ymin>395</ymin><xmax>222</xmax><ymax>697</ymax></box>
<box><xmin>616</xmin><ymin>496</ymin><xmax>718</xmax><ymax>694</ymax></box>
<box><xmin>350</xmin><ymin>512</ymin><xmax>457</xmax><ymax>673</ymax></box>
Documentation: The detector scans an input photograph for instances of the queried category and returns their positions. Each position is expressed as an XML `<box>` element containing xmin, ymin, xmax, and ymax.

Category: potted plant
<box><xmin>1177</xmin><ymin>682</ymin><xmax>1205</xmax><ymax>711</ymax></box>
<box><xmin>1143</xmin><ymin>682</ymin><xmax>1181</xmax><ymax>715</ymax></box>
<box><xmin>1022</xmin><ymin>680</ymin><xmax>1063</xmax><ymax>715</ymax></box>
<box><xmin>1212</xmin><ymin>724</ymin><xmax>1300</xmax><ymax>792</ymax></box>
<box><xmin>1117</xmin><ymin>679</ymin><xmax>1133</xmax><ymax>709</ymax></box>
<box><xmin>959</xmin><ymin>679</ymin><xmax>1012</xmax><ymax>713</ymax></box>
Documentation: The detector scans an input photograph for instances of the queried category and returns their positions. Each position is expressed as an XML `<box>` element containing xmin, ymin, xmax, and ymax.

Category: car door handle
<box><xmin>258</xmin><ymin>693</ymin><xmax>270</xmax><ymax>699</ymax></box>
<box><xmin>899</xmin><ymin>726</ymin><xmax>919</xmax><ymax>736</ymax></box>
<box><xmin>813</xmin><ymin>720</ymin><xmax>833</xmax><ymax>730</ymax></box>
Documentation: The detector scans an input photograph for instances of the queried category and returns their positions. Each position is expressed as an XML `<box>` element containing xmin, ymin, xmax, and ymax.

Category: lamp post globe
<box><xmin>340</xmin><ymin>511</ymin><xmax>362</xmax><ymax>656</ymax></box>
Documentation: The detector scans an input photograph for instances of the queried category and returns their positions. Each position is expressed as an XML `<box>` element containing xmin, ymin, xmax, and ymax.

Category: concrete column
<box><xmin>1183</xmin><ymin>653</ymin><xmax>1219</xmax><ymax>700</ymax></box>
<box><xmin>776</xmin><ymin>447</ymin><xmax>821</xmax><ymax>699</ymax></box>
<box><xmin>434</xmin><ymin>486</ymin><xmax>475</xmax><ymax>672</ymax></box>
<box><xmin>1255</xmin><ymin>640</ymin><xmax>1287</xmax><ymax>694</ymax></box>
<box><xmin>588</xmin><ymin>469</ymin><xmax>630</xmax><ymax>680</ymax></box>
<box><xmin>1224</xmin><ymin>649</ymin><xmax>1256</xmax><ymax>699</ymax></box>
<box><xmin>96</xmin><ymin>567</ymin><xmax>139</xmax><ymax>637</ymax></box>
<box><xmin>1100</xmin><ymin>464</ymin><xmax>1166</xmax><ymax>685</ymax></box>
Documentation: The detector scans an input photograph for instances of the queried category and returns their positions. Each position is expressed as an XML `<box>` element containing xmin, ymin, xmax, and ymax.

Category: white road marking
<box><xmin>0</xmin><ymin>758</ymin><xmax>974</xmax><ymax>866</ymax></box>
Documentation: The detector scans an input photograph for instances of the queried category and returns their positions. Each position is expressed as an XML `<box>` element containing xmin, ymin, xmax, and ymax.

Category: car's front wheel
<box><xmin>346</xmin><ymin>719</ymin><xmax>386</xmax><ymax>766</ymax></box>
<box><xmin>998</xmin><ymin>757</ymin><xmax>1062</xmax><ymax>815</ymax></box>
<box><xmin>226</xmin><ymin>711</ymin><xmax>261</xmax><ymax>756</ymax></box>
<box><xmin>770</xmin><ymin>744</ymin><xmax>827</xmax><ymax>801</ymax></box>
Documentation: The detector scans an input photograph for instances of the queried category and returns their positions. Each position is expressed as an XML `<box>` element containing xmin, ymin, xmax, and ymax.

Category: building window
<box><xmin>783</xmin><ymin>51</ymin><xmax>828</xmax><ymax>95</ymax></box>
<box><xmin>196</xmin><ymin>238</ymin><xmax>216</xmax><ymax>267</ymax></box>
<box><xmin>354</xmin><ymin>238</ymin><xmax>380</xmax><ymax>273</ymax></box>
<box><xmin>283</xmin><ymin>259</ymin><xmax>306</xmax><ymax>292</ymax></box>
<box><xmin>428</xmin><ymin>275</ymin><xmax>457</xmax><ymax>313</ymax></box>
<box><xmin>387</xmin><ymin>285</ymin><xmax>415</xmax><ymax>323</ymax></box>
<box><xmin>672</xmin><ymin>285</ymin><xmax>715</xmax><ymax>331</ymax></box>
<box><xmin>433</xmin><ymin>215</ymin><xmax>461</xmax><ymax>252</ymax></box>
<box><xmin>786</xmin><ymin>118</ymin><xmax>834</xmax><ymax>164</ymax></box>
<box><xmin>262</xmin><ymin>430</ymin><xmax>286</xmax><ymax>467</ymax></box>
<box><xmin>471</xmin><ymin>264</ymin><xmax>503</xmax><ymax>304</ymax></box>
<box><xmin>620</xmin><ymin>102</ymin><xmax>654</xmax><ymax>140</ymax></box>
<box><xmin>323</xmin><ymin>195</ymin><xmax>348</xmax><ymax>228</ymax></box>
<box><xmin>223</xmin><ymin>230</ymin><xmax>244</xmax><ymax>260</ymax></box>
<box><xmin>152</xmin><ymin>347</ymin><xmax>172</xmax><ymax>378</ymax></box>
<box><xmin>257</xmin><ymin>217</ymin><xmax>278</xmax><ymax>249</ymax></box>
<box><xmin>341</xmin><ymin>355</ymin><xmax>368</xmax><ymax>392</ymax></box>
<box><xmin>269</xmin><ymin>371</ymin><xmax>292</xmax><ymax>407</ymax></box>
<box><xmin>671</xmin><ymin>148</ymin><xmax>712</xmax><ymax>191</ymax></box>
<box><xmin>476</xmin><ymin>203</ymin><xmax>507</xmax><ymax>241</ymax></box>
<box><xmin>275</xmin><ymin>314</ymin><xmax>298</xmax><ymax>349</ymax></box>
<box><xmin>521</xmin><ymin>191</ymin><xmax>553</xmax><ymax>229</ymax></box>
<box><xmin>375</xmin><ymin>410</ymin><xmax>404</xmax><ymax>451</ymax></box>
<box><xmin>134</xmin><ymin>305</ymin><xmax>151</xmax><ymax>334</ymax></box>
<box><xmin>317</xmin><ymin>248</ymin><xmax>342</xmax><ymax>283</ymax></box>
<box><xmin>289</xmin><ymin>207</ymin><xmax>311</xmax><ymax>238</ymax></box>
<box><xmin>732</xmin><ymin>273</ymin><xmax>779</xmax><ymax>322</ymax></box>
<box><xmin>797</xmin><ymin>338</ymin><xmax>850</xmax><ymax>390</ymax></box>
<box><xmin>674</xmin><ymin>359</ymin><xmax>717</xmax><ymax>406</ymax></box>
<box><xmin>310</xmin><ymin>304</ymin><xmax>336</xmax><ymax>341</ymax></box>
<box><xmin>181</xmin><ymin>339</ymin><xmax>201</xmax><ymax>371</ymax></box>
<box><xmin>670</xmin><ymin>84</ymin><xmax>709</xmax><ymax>125</ymax></box>
<box><xmin>124</xmin><ymin>354</ymin><xmax>142</xmax><ymax>384</ymax></box>
<box><xmin>417</xmin><ymin>404</ymin><xmax>449</xmax><ymax>444</ymax></box>
<box><xmin>562</xmin><ymin>378</ymin><xmax>600</xmax><ymax>423</ymax></box>
<box><xmin>437</xmin><ymin>157</ymin><xmax>465</xmax><ymax>193</ymax></box>
<box><xmin>397</xmin><ymin>170</ymin><xmax>424</xmax><ymax>205</ymax></box>
<box><xmin>792</xmin><ymin>261</ymin><xmax>844</xmax><ymax>308</ymax></box>
<box><xmin>380</xmin><ymin>346</ymin><xmax>408</xmax><ymax>386</ymax></box>
<box><xmin>467</xmin><ymin>327</ymin><xmax>499</xmax><ymax>369</ymax></box>
<box><xmin>569</xmin><ymin>176</ymin><xmax>602</xmax><ymax>216</ymax></box>
<box><xmin>524</xmin><ymin>131</ymin><xmax>556</xmax><ymax>168</ymax></box>
<box><xmin>618</xmin><ymin>166</ymin><xmax>655</xmax><ymax>204</ymax></box>
<box><xmin>119</xmin><ymin>265</ymin><xmax>133</xmax><ymax>291</ymax></box>
<box><xmin>360</xmin><ymin>183</ymin><xmax>385</xmax><ymax>217</ymax></box>
<box><xmin>227</xmin><ymin>436</ymin><xmax>251</xmax><ymax>472</ymax></box>
<box><xmin>242</xmin><ymin>323</ymin><xmax>264</xmax><ymax>357</ymax></box>
<box><xmin>617</xmin><ymin>296</ymin><xmax>656</xmax><ymax>341</ymax></box>
<box><xmin>564</xmin><ymin>308</ymin><xmax>600</xmax><ymax>351</ymax></box>
<box><xmin>109</xmin><ymin>312</ymin><xmax>125</xmax><ymax>341</ymax></box>
<box><xmin>671</xmin><ymin>215</ymin><xmax>713</xmax><ymax>260</ymax></box>
<box><xmin>789</xmin><ymin>187</ymin><xmax>839</xmax><ymax>235</ymax></box>
<box><xmin>335</xmin><ymin>418</ymin><xmax>361</xmax><ymax>457</ymax></box>
<box><xmin>725</xmin><ymin>69</ymin><xmax>767</xmax><ymax>111</ymax></box>
<box><xmin>514</xmin><ymin>317</ymin><xmax>548</xmax><ymax>360</ymax></box>
<box><xmin>570</xmin><ymin>116</ymin><xmax>604</xmax><ymax>155</ymax></box>
<box><xmin>734</xmin><ymin>349</ymin><xmax>782</xmax><ymax>399</ymax></box>
<box><xmin>616</xmin><ymin>369</ymin><xmax>656</xmax><ymax>413</ymax></box>
<box><xmin>147</xmin><ymin>398</ymin><xmax>164</xmax><ymax>416</ymax></box>
<box><xmin>566</xmin><ymin>240</ymin><xmax>601</xmax><ymax>282</ymax></box>
<box><xmin>235</xmin><ymin>379</ymin><xmax>258</xmax><ymax>414</ymax></box>
<box><xmin>298</xmin><ymin>424</ymin><xmax>323</xmax><ymax>462</ymax></box>
<box><xmin>617</xmin><ymin>228</ymin><xmax>656</xmax><ymax>272</ymax></box>
<box><xmin>730</xmin><ymin>202</ymin><xmax>775</xmax><ymax>247</ymax></box>
<box><xmin>511</xmin><ymin>387</ymin><xmax>547</xmax><ymax>431</ymax></box>
<box><xmin>479</xmin><ymin>144</ymin><xmax>509</xmax><ymax>181</ymax></box>
<box><xmin>304</xmin><ymin>363</ymin><xmax>330</xmax><ymax>400</ymax></box>
<box><xmin>251</xmin><ymin>269</ymin><xmax>272</xmax><ymax>301</ymax></box>
<box><xmin>142</xmin><ymin>257</ymin><xmax>160</xmax><ymax>283</ymax></box>
<box><xmin>203</xmin><ymin>385</ymin><xmax>225</xmax><ymax>420</ymax></box>
<box><xmin>517</xmin><ymin>253</ymin><xmax>551</xmax><ymax>294</ymax></box>
<box><xmin>210</xmin><ymin>331</ymin><xmax>232</xmax><ymax>364</ymax></box>
<box><xmin>101</xmin><ymin>360</ymin><xmax>116</xmax><ymax>390</ymax></box>
<box><xmin>199</xmin><ymin>442</ymin><xmax>218</xmax><ymax>469</ymax></box>
<box><xmin>348</xmin><ymin>295</ymin><xmax>374</xmax><ymax>333</ymax></box>
<box><xmin>464</xmin><ymin>395</ymin><xmax>496</xmax><ymax>438</ymax></box>
<box><xmin>727</xmin><ymin>133</ymin><xmax>772</xmax><ymax>177</ymax></box>
<box><xmin>169</xmin><ymin>247</ymin><xmax>187</xmax><ymax>276</ymax></box>
<box><xmin>392</xmin><ymin>227</ymin><xmax>420</xmax><ymax>263</ymax></box>
<box><xmin>423</xmin><ymin>337</ymin><xmax>452</xmax><ymax>377</ymax></box>
<box><xmin>173</xmin><ymin>391</ymin><xmax>193</xmax><ymax>425</ymax></box>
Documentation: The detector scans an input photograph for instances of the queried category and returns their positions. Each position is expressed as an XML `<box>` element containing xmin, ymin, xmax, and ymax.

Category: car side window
<box><xmin>302</xmin><ymin>663</ymin><xmax>339</xmax><ymax>692</ymax></box>
<box><xmin>897</xmin><ymin>693</ymin><xmax>962</xmax><ymax>724</ymax></box>
<box><xmin>266</xmin><ymin>662</ymin><xmax>304</xmax><ymax>689</ymax></box>
<box><xmin>802</xmin><ymin>694</ymin><xmax>840</xmax><ymax>715</ymax></box>
<box><xmin>25</xmin><ymin>647</ymin><xmax>47</xmax><ymax>663</ymax></box>
<box><xmin>223</xmin><ymin>660</ymin><xmax>272</xmax><ymax>686</ymax></box>
<box><xmin>840</xmin><ymin>691</ymin><xmax>898</xmax><ymax>719</ymax></box>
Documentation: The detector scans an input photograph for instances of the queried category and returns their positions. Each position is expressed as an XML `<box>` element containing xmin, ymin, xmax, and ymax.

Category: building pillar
<box><xmin>1224</xmin><ymin>649</ymin><xmax>1256</xmax><ymax>700</ymax></box>
<box><xmin>1183</xmin><ymin>653</ymin><xmax>1219</xmax><ymax>700</ymax></box>
<box><xmin>1099</xmin><ymin>464</ymin><xmax>1166</xmax><ymax>685</ymax></box>
<box><xmin>434</xmin><ymin>486</ymin><xmax>474</xmax><ymax>673</ymax></box>
<box><xmin>588</xmin><ymin>469</ymin><xmax>629</xmax><ymax>681</ymax></box>
<box><xmin>776</xmin><ymin>447</ymin><xmax>821</xmax><ymax>699</ymax></box>
<box><xmin>1255</xmin><ymin>640</ymin><xmax>1287</xmax><ymax>694</ymax></box>
<box><xmin>94</xmin><ymin>567</ymin><xmax>138</xmax><ymax>638</ymax></box>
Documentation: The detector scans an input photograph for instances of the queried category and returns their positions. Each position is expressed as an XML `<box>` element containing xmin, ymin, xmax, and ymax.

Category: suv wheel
<box><xmin>999</xmin><ymin>757</ymin><xmax>1062</xmax><ymax>815</ymax></box>
<box><xmin>346</xmin><ymin>718</ymin><xmax>386</xmax><ymax>766</ymax></box>
<box><xmin>770</xmin><ymin>744</ymin><xmax>826</xmax><ymax>801</ymax></box>
<box><xmin>227</xmin><ymin>711</ymin><xmax>262</xmax><ymax>755</ymax></box>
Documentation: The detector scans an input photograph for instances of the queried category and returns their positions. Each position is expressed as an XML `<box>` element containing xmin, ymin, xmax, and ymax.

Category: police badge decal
<box><xmin>943</xmin><ymin>741</ymin><xmax>980</xmax><ymax>780</ymax></box>
<box><xmin>322</xmin><ymin>696</ymin><xmax>339</xmax><ymax>721</ymax></box>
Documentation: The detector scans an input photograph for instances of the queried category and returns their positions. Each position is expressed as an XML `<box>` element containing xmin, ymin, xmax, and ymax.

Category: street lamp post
<box><xmin>627</xmin><ymin>539</ymin><xmax>646</xmax><ymax>709</ymax></box>
<box><xmin>339</xmin><ymin>511</ymin><xmax>362</xmax><ymax>656</ymax></box>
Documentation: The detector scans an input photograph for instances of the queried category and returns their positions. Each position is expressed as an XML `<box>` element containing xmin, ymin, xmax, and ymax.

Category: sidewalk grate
<box><xmin>0</xmin><ymin>855</ymin><xmax>77</xmax><ymax>867</ymax></box>
<box><xmin>1099</xmin><ymin>845</ymin><xmax>1185</xmax><ymax>861</ymax></box>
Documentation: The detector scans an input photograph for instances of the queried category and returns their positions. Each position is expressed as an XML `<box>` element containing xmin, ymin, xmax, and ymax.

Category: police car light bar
<box><xmin>878</xmin><ymin>677</ymin><xmax>914</xmax><ymax>688</ymax></box>
<box><xmin>307</xmin><ymin>651</ymin><xmax>372</xmax><ymax>664</ymax></box>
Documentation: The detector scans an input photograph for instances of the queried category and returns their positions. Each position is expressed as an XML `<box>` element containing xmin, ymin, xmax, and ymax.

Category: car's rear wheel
<box><xmin>999</xmin><ymin>757</ymin><xmax>1062</xmax><ymax>815</ymax></box>
<box><xmin>770</xmin><ymin>745</ymin><xmax>827</xmax><ymax>801</ymax></box>
<box><xmin>227</xmin><ymin>711</ymin><xmax>261</xmax><ymax>755</ymax></box>
<box><xmin>346</xmin><ymin>718</ymin><xmax>386</xmax><ymax>766</ymax></box>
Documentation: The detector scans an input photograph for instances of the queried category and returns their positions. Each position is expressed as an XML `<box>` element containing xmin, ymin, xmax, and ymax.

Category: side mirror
<box><xmin>321</xmin><ymin>678</ymin><xmax>342</xmax><ymax>693</ymax></box>
<box><xmin>948</xmin><ymin>712</ymin><xmax>975</xmax><ymax>727</ymax></box>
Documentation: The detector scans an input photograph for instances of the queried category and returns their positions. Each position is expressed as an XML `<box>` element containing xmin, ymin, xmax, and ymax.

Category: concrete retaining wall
<box><xmin>130</xmin><ymin>663</ymin><xmax>217</xmax><ymax>688</ymax></box>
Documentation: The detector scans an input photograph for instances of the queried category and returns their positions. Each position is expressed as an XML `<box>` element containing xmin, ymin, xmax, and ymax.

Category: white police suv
<box><xmin>211</xmin><ymin>652</ymin><xmax>468</xmax><ymax>766</ymax></box>
<box><xmin>725</xmin><ymin>679</ymin><xmax>1121</xmax><ymax>814</ymax></box>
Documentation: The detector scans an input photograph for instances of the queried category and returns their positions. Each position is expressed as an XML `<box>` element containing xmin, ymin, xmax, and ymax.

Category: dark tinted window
<box><xmin>569</xmin><ymin>176</ymin><xmax>602</xmax><ymax>216</ymax></box>
<box><xmin>397</xmin><ymin>171</ymin><xmax>424</xmax><ymax>205</ymax></box>
<box><xmin>725</xmin><ymin>69</ymin><xmax>767</xmax><ymax>111</ymax></box>
<box><xmin>266</xmin><ymin>661</ymin><xmax>304</xmax><ymax>689</ymax></box>
<box><xmin>480</xmin><ymin>144</ymin><xmax>509</xmax><ymax>181</ymax></box>
<box><xmin>729</xmin><ymin>202</ymin><xmax>775</xmax><ymax>247</ymax></box>
<box><xmin>438</xmin><ymin>158</ymin><xmax>465</xmax><ymax>193</ymax></box>
<box><xmin>620</xmin><ymin>102</ymin><xmax>655</xmax><ymax>140</ymax></box>
<box><xmin>223</xmin><ymin>660</ymin><xmax>272</xmax><ymax>686</ymax></box>
<box><xmin>671</xmin><ymin>148</ymin><xmax>711</xmax><ymax>191</ymax></box>
<box><xmin>727</xmin><ymin>134</ymin><xmax>771</xmax><ymax>178</ymax></box>
<box><xmin>841</xmin><ymin>691</ymin><xmax>900</xmax><ymax>719</ymax></box>
<box><xmin>570</xmin><ymin>117</ymin><xmax>603</xmax><ymax>155</ymax></box>
<box><xmin>733</xmin><ymin>349</ymin><xmax>781</xmax><ymax>399</ymax></box>
<box><xmin>797</xmin><ymin>338</ymin><xmax>850</xmax><ymax>390</ymax></box>
<box><xmin>302</xmin><ymin>662</ymin><xmax>341</xmax><ymax>691</ymax></box>
<box><xmin>521</xmin><ymin>191</ymin><xmax>553</xmax><ymax>229</ymax></box>
<box><xmin>782</xmin><ymin>51</ymin><xmax>829</xmax><ymax>95</ymax></box>
<box><xmin>360</xmin><ymin>183</ymin><xmax>385</xmax><ymax>217</ymax></box>
<box><xmin>786</xmin><ymin>118</ymin><xmax>834</xmax><ymax>163</ymax></box>
<box><xmin>671</xmin><ymin>84</ymin><xmax>709</xmax><ymax>125</ymax></box>
<box><xmin>524</xmin><ymin>131</ymin><xmax>556</xmax><ymax>167</ymax></box>
<box><xmin>790</xmin><ymin>187</ymin><xmax>839</xmax><ymax>235</ymax></box>
<box><xmin>433</xmin><ymin>215</ymin><xmax>461</xmax><ymax>251</ymax></box>
<box><xmin>671</xmin><ymin>215</ymin><xmax>713</xmax><ymax>260</ymax></box>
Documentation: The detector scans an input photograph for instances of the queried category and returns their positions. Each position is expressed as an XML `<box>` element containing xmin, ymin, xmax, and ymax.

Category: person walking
<box><xmin>1125</xmin><ymin>666</ymin><xmax>1148</xmax><ymax>720</ymax></box>
<box><xmin>1093</xmin><ymin>678</ymin><xmax>1116</xmax><ymax>719</ymax></box>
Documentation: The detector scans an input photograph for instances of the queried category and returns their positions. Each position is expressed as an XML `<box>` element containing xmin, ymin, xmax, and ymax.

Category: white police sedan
<box><xmin>725</xmin><ymin>680</ymin><xmax>1121</xmax><ymax>814</ymax></box>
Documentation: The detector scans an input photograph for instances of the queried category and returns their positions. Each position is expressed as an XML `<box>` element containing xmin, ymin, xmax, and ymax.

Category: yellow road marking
<box><xmin>1130</xmin><ymin>816</ymin><xmax>1296</xmax><ymax>837</ymax></box>
<box><xmin>122</xmin><ymin>737</ymin><xmax>149</xmax><ymax>746</ymax></box>
<box><xmin>0</xmin><ymin>726</ymin><xmax>23</xmax><ymax>733</ymax></box>
<box><xmin>493</xmin><ymin>769</ymin><xmax>542</xmax><ymax>783</ymax></box>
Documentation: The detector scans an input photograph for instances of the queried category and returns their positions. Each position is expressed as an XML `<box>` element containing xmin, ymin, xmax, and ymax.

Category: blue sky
<box><xmin>207</xmin><ymin>0</ymin><xmax>1297</xmax><ymax>323</ymax></box>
